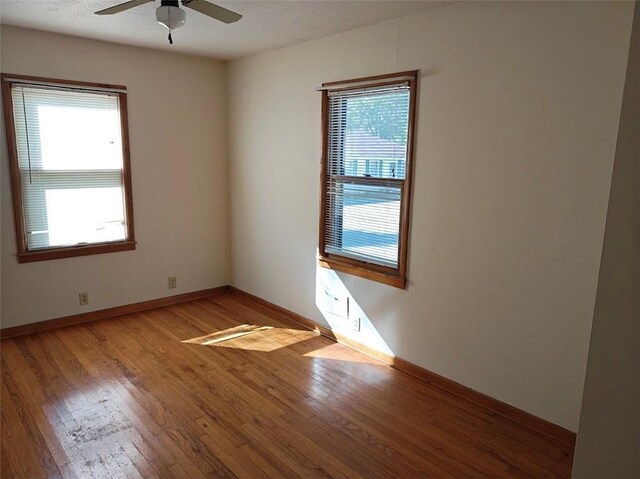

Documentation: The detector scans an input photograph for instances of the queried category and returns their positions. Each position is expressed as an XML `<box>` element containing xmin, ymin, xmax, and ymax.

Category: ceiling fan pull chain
<box><xmin>167</xmin><ymin>6</ymin><xmax>173</xmax><ymax>44</ymax></box>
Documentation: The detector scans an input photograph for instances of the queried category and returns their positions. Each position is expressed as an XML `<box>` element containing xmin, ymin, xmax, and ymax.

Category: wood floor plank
<box><xmin>0</xmin><ymin>380</ymin><xmax>48</xmax><ymax>479</ymax></box>
<box><xmin>1</xmin><ymin>358</ymin><xmax>64</xmax><ymax>479</ymax></box>
<box><xmin>1</xmin><ymin>292</ymin><xmax>574</xmax><ymax>478</ymax></box>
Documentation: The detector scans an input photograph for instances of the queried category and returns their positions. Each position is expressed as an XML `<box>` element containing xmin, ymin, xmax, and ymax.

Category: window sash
<box><xmin>19</xmin><ymin>169</ymin><xmax>126</xmax><ymax>250</ymax></box>
<box><xmin>325</xmin><ymin>179</ymin><xmax>403</xmax><ymax>268</ymax></box>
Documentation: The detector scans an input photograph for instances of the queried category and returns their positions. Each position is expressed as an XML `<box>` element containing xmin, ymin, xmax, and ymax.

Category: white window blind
<box><xmin>10</xmin><ymin>84</ymin><xmax>128</xmax><ymax>251</ymax></box>
<box><xmin>324</xmin><ymin>84</ymin><xmax>410</xmax><ymax>268</ymax></box>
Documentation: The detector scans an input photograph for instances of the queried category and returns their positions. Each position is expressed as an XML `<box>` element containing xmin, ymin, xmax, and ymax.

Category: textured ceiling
<box><xmin>0</xmin><ymin>0</ymin><xmax>452</xmax><ymax>60</ymax></box>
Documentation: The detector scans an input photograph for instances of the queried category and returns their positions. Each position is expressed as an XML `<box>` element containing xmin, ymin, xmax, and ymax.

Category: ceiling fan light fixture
<box><xmin>156</xmin><ymin>5</ymin><xmax>186</xmax><ymax>30</ymax></box>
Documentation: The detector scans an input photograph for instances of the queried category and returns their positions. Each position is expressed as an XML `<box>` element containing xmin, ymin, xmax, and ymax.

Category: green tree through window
<box><xmin>345</xmin><ymin>92</ymin><xmax>409</xmax><ymax>142</ymax></box>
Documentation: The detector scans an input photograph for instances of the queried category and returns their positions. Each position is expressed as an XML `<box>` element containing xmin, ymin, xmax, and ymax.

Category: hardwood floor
<box><xmin>1</xmin><ymin>293</ymin><xmax>574</xmax><ymax>478</ymax></box>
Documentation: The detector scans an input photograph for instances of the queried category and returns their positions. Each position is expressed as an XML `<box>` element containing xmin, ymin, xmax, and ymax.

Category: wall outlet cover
<box><xmin>79</xmin><ymin>292</ymin><xmax>89</xmax><ymax>306</ymax></box>
<box><xmin>352</xmin><ymin>316</ymin><xmax>361</xmax><ymax>332</ymax></box>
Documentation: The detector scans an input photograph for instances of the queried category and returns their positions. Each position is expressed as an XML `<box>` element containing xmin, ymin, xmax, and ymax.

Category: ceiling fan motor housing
<box><xmin>157</xmin><ymin>0</ymin><xmax>186</xmax><ymax>30</ymax></box>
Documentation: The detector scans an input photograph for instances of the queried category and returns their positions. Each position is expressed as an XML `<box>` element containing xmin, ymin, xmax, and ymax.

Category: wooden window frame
<box><xmin>1</xmin><ymin>73</ymin><xmax>136</xmax><ymax>263</ymax></box>
<box><xmin>318</xmin><ymin>70</ymin><xmax>418</xmax><ymax>289</ymax></box>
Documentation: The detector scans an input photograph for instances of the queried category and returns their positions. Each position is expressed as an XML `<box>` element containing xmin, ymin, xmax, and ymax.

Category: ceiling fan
<box><xmin>96</xmin><ymin>0</ymin><xmax>242</xmax><ymax>44</ymax></box>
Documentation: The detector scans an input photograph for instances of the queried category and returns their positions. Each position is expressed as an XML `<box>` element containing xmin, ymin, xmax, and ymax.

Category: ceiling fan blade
<box><xmin>183</xmin><ymin>0</ymin><xmax>242</xmax><ymax>24</ymax></box>
<box><xmin>95</xmin><ymin>0</ymin><xmax>154</xmax><ymax>15</ymax></box>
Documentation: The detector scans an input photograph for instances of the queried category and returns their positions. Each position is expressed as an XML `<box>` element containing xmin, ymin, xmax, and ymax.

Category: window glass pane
<box><xmin>38</xmin><ymin>101</ymin><xmax>122</xmax><ymax>171</ymax></box>
<box><xmin>329</xmin><ymin>88</ymin><xmax>409</xmax><ymax>180</ymax></box>
<box><xmin>13</xmin><ymin>87</ymin><xmax>123</xmax><ymax>171</ymax></box>
<box><xmin>325</xmin><ymin>181</ymin><xmax>401</xmax><ymax>268</ymax></box>
<box><xmin>324</xmin><ymin>83</ymin><xmax>410</xmax><ymax>270</ymax></box>
<box><xmin>30</xmin><ymin>187</ymin><xmax>126</xmax><ymax>250</ymax></box>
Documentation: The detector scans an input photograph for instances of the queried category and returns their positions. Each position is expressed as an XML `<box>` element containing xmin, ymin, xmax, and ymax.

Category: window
<box><xmin>318</xmin><ymin>71</ymin><xmax>418</xmax><ymax>288</ymax></box>
<box><xmin>2</xmin><ymin>74</ymin><xmax>135</xmax><ymax>263</ymax></box>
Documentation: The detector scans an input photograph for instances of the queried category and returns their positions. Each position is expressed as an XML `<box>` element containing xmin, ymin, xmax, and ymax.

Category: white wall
<box><xmin>228</xmin><ymin>1</ymin><xmax>634</xmax><ymax>430</ymax></box>
<box><xmin>0</xmin><ymin>26</ymin><xmax>230</xmax><ymax>328</ymax></box>
<box><xmin>573</xmin><ymin>2</ymin><xmax>639</xmax><ymax>476</ymax></box>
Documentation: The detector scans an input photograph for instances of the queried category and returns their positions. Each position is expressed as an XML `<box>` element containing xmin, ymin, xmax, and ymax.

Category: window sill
<box><xmin>318</xmin><ymin>255</ymin><xmax>406</xmax><ymax>289</ymax></box>
<box><xmin>17</xmin><ymin>240</ymin><xmax>136</xmax><ymax>263</ymax></box>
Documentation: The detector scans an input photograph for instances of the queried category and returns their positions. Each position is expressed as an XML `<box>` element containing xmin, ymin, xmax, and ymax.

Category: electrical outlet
<box><xmin>168</xmin><ymin>276</ymin><xmax>177</xmax><ymax>289</ymax></box>
<box><xmin>79</xmin><ymin>292</ymin><xmax>89</xmax><ymax>306</ymax></box>
<box><xmin>352</xmin><ymin>316</ymin><xmax>361</xmax><ymax>332</ymax></box>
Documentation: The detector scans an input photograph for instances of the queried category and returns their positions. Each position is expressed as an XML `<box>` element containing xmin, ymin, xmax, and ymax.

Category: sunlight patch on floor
<box><xmin>182</xmin><ymin>324</ymin><xmax>319</xmax><ymax>352</ymax></box>
<box><xmin>303</xmin><ymin>342</ymin><xmax>381</xmax><ymax>365</ymax></box>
